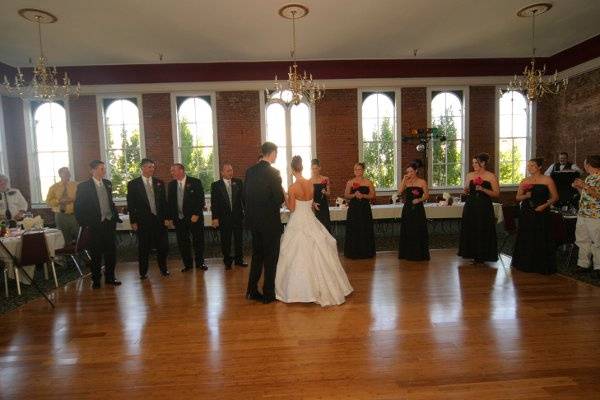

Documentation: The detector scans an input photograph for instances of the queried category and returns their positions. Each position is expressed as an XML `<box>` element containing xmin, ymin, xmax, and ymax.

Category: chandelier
<box><xmin>265</xmin><ymin>4</ymin><xmax>324</xmax><ymax>106</ymax></box>
<box><xmin>507</xmin><ymin>3</ymin><xmax>566</xmax><ymax>101</ymax></box>
<box><xmin>2</xmin><ymin>9</ymin><xmax>80</xmax><ymax>102</ymax></box>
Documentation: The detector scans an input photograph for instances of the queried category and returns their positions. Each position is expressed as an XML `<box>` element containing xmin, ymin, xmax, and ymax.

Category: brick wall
<box><xmin>142</xmin><ymin>93</ymin><xmax>174</xmax><ymax>183</ymax></box>
<box><xmin>536</xmin><ymin>67</ymin><xmax>600</xmax><ymax>168</ymax></box>
<box><xmin>315</xmin><ymin>89</ymin><xmax>359</xmax><ymax>201</ymax></box>
<box><xmin>468</xmin><ymin>86</ymin><xmax>496</xmax><ymax>173</ymax></box>
<box><xmin>400</xmin><ymin>87</ymin><xmax>427</xmax><ymax>177</ymax></box>
<box><xmin>215</xmin><ymin>91</ymin><xmax>262</xmax><ymax>180</ymax></box>
<box><xmin>69</xmin><ymin>95</ymin><xmax>100</xmax><ymax>181</ymax></box>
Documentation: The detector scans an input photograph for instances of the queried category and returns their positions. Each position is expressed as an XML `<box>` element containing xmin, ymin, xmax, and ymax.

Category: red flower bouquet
<box><xmin>521</xmin><ymin>183</ymin><xmax>534</xmax><ymax>192</ymax></box>
<box><xmin>411</xmin><ymin>188</ymin><xmax>421</xmax><ymax>197</ymax></box>
<box><xmin>473</xmin><ymin>176</ymin><xmax>483</xmax><ymax>186</ymax></box>
<box><xmin>352</xmin><ymin>182</ymin><xmax>360</xmax><ymax>190</ymax></box>
<box><xmin>321</xmin><ymin>178</ymin><xmax>329</xmax><ymax>186</ymax></box>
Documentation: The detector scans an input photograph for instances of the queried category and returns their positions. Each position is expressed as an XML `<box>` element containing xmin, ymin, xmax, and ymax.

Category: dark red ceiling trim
<box><xmin>4</xmin><ymin>34</ymin><xmax>598</xmax><ymax>85</ymax></box>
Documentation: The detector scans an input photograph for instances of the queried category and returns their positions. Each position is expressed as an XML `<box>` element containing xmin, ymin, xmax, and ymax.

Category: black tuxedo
<box><xmin>167</xmin><ymin>176</ymin><xmax>205</xmax><ymax>268</ymax></box>
<box><xmin>74</xmin><ymin>178</ymin><xmax>119</xmax><ymax>284</ymax></box>
<box><xmin>211</xmin><ymin>178</ymin><xmax>244</xmax><ymax>265</ymax></box>
<box><xmin>244</xmin><ymin>161</ymin><xmax>285</xmax><ymax>299</ymax></box>
<box><xmin>126</xmin><ymin>176</ymin><xmax>169</xmax><ymax>276</ymax></box>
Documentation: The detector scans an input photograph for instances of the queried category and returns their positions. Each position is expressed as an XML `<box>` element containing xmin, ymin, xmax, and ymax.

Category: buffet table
<box><xmin>117</xmin><ymin>202</ymin><xmax>503</xmax><ymax>230</ymax></box>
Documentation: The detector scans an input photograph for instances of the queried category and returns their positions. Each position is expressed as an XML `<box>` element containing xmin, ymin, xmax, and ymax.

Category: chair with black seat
<box><xmin>498</xmin><ymin>205</ymin><xmax>518</xmax><ymax>256</ymax></box>
<box><xmin>19</xmin><ymin>231</ymin><xmax>58</xmax><ymax>288</ymax></box>
<box><xmin>54</xmin><ymin>226</ymin><xmax>91</xmax><ymax>277</ymax></box>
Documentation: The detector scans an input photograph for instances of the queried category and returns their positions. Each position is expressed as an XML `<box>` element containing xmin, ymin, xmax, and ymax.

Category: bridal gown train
<box><xmin>275</xmin><ymin>199</ymin><xmax>353</xmax><ymax>306</ymax></box>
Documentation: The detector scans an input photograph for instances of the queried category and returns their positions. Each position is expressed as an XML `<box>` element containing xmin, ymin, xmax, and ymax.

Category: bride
<box><xmin>275</xmin><ymin>155</ymin><xmax>353</xmax><ymax>306</ymax></box>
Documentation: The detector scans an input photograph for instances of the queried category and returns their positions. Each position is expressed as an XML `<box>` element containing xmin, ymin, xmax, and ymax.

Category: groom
<box><xmin>244</xmin><ymin>142</ymin><xmax>285</xmax><ymax>303</ymax></box>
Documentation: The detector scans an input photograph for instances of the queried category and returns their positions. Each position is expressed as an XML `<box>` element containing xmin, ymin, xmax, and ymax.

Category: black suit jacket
<box><xmin>167</xmin><ymin>175</ymin><xmax>205</xmax><ymax>222</ymax></box>
<box><xmin>74</xmin><ymin>178</ymin><xmax>118</xmax><ymax>228</ymax></box>
<box><xmin>244</xmin><ymin>161</ymin><xmax>285</xmax><ymax>233</ymax></box>
<box><xmin>210</xmin><ymin>178</ymin><xmax>244</xmax><ymax>223</ymax></box>
<box><xmin>126</xmin><ymin>176</ymin><xmax>168</xmax><ymax>225</ymax></box>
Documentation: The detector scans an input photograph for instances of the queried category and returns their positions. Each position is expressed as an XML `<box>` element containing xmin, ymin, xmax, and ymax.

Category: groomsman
<box><xmin>127</xmin><ymin>158</ymin><xmax>170</xmax><ymax>279</ymax></box>
<box><xmin>74</xmin><ymin>160</ymin><xmax>120</xmax><ymax>289</ymax></box>
<box><xmin>167</xmin><ymin>163</ymin><xmax>207</xmax><ymax>271</ymax></box>
<box><xmin>211</xmin><ymin>163</ymin><xmax>247</xmax><ymax>269</ymax></box>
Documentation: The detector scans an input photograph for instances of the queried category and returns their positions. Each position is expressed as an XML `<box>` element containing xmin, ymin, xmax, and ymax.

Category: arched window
<box><xmin>498</xmin><ymin>91</ymin><xmax>530</xmax><ymax>185</ymax></box>
<box><xmin>28</xmin><ymin>101</ymin><xmax>71</xmax><ymax>202</ymax></box>
<box><xmin>430</xmin><ymin>90</ymin><xmax>465</xmax><ymax>188</ymax></box>
<box><xmin>174</xmin><ymin>95</ymin><xmax>217</xmax><ymax>191</ymax></box>
<box><xmin>264</xmin><ymin>91</ymin><xmax>314</xmax><ymax>187</ymax></box>
<box><xmin>100</xmin><ymin>97</ymin><xmax>144</xmax><ymax>198</ymax></box>
<box><xmin>360</xmin><ymin>92</ymin><xmax>397</xmax><ymax>190</ymax></box>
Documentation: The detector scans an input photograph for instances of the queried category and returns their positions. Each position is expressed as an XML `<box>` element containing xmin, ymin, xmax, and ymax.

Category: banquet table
<box><xmin>117</xmin><ymin>202</ymin><xmax>503</xmax><ymax>230</ymax></box>
<box><xmin>1</xmin><ymin>228</ymin><xmax>65</xmax><ymax>285</ymax></box>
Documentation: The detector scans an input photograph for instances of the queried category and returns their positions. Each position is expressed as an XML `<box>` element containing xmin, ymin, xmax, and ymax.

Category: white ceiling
<box><xmin>1</xmin><ymin>0</ymin><xmax>599</xmax><ymax>67</ymax></box>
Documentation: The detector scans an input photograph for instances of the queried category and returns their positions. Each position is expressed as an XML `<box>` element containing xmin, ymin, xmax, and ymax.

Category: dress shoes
<box><xmin>246</xmin><ymin>292</ymin><xmax>264</xmax><ymax>302</ymax></box>
<box><xmin>106</xmin><ymin>279</ymin><xmax>122</xmax><ymax>286</ymax></box>
<box><xmin>181</xmin><ymin>266</ymin><xmax>193</xmax><ymax>272</ymax></box>
<box><xmin>160</xmin><ymin>269</ymin><xmax>170</xmax><ymax>277</ymax></box>
<box><xmin>140</xmin><ymin>275</ymin><xmax>148</xmax><ymax>280</ymax></box>
<box><xmin>196</xmin><ymin>262</ymin><xmax>208</xmax><ymax>271</ymax></box>
<box><xmin>235</xmin><ymin>259</ymin><xmax>248</xmax><ymax>267</ymax></box>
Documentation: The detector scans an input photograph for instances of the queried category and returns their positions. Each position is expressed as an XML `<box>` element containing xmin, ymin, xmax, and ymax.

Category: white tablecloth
<box><xmin>0</xmin><ymin>229</ymin><xmax>65</xmax><ymax>285</ymax></box>
<box><xmin>117</xmin><ymin>203</ymin><xmax>503</xmax><ymax>230</ymax></box>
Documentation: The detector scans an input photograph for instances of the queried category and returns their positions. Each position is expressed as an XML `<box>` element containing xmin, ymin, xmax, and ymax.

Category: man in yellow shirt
<box><xmin>46</xmin><ymin>167</ymin><xmax>79</xmax><ymax>244</ymax></box>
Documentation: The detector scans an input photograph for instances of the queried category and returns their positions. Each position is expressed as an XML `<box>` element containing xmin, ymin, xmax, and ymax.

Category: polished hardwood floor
<box><xmin>1</xmin><ymin>250</ymin><xmax>600</xmax><ymax>399</ymax></box>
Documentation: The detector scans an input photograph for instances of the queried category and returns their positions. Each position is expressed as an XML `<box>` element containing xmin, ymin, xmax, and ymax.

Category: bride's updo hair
<box><xmin>291</xmin><ymin>155</ymin><xmax>303</xmax><ymax>172</ymax></box>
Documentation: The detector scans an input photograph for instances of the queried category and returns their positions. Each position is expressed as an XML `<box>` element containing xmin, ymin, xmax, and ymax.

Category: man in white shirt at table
<box><xmin>0</xmin><ymin>174</ymin><xmax>28</xmax><ymax>223</ymax></box>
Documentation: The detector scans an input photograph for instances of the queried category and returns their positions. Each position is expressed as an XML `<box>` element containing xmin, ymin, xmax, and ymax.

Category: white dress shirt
<box><xmin>0</xmin><ymin>188</ymin><xmax>28</xmax><ymax>220</ymax></box>
<box><xmin>544</xmin><ymin>163</ymin><xmax>582</xmax><ymax>176</ymax></box>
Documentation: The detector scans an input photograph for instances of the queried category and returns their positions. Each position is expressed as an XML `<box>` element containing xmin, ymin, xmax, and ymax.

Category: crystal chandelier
<box><xmin>2</xmin><ymin>9</ymin><xmax>80</xmax><ymax>102</ymax></box>
<box><xmin>507</xmin><ymin>3</ymin><xmax>566</xmax><ymax>101</ymax></box>
<box><xmin>265</xmin><ymin>4</ymin><xmax>324</xmax><ymax>106</ymax></box>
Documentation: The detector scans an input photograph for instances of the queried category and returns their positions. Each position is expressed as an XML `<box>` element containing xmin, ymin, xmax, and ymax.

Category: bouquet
<box><xmin>352</xmin><ymin>182</ymin><xmax>360</xmax><ymax>190</ymax></box>
<box><xmin>473</xmin><ymin>176</ymin><xmax>484</xmax><ymax>186</ymax></box>
<box><xmin>411</xmin><ymin>188</ymin><xmax>421</xmax><ymax>197</ymax></box>
<box><xmin>22</xmin><ymin>215</ymin><xmax>44</xmax><ymax>231</ymax></box>
<box><xmin>321</xmin><ymin>178</ymin><xmax>329</xmax><ymax>186</ymax></box>
<box><xmin>521</xmin><ymin>183</ymin><xmax>534</xmax><ymax>192</ymax></box>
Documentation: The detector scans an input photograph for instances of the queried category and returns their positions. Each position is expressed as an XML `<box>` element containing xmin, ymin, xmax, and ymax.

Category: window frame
<box><xmin>495</xmin><ymin>88</ymin><xmax>533</xmax><ymax>188</ymax></box>
<box><xmin>357</xmin><ymin>88</ymin><xmax>401</xmax><ymax>193</ymax></box>
<box><xmin>96</xmin><ymin>94</ymin><xmax>147</xmax><ymax>200</ymax></box>
<box><xmin>170</xmin><ymin>92</ymin><xmax>220</xmax><ymax>188</ymax></box>
<box><xmin>23</xmin><ymin>99</ymin><xmax>74</xmax><ymax>205</ymax></box>
<box><xmin>426</xmin><ymin>86</ymin><xmax>469</xmax><ymax>191</ymax></box>
<box><xmin>0</xmin><ymin>96</ymin><xmax>9</xmax><ymax>179</ymax></box>
<box><xmin>259</xmin><ymin>90</ymin><xmax>317</xmax><ymax>188</ymax></box>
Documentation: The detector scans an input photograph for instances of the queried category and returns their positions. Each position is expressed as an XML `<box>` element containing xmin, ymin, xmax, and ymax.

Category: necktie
<box><xmin>145</xmin><ymin>178</ymin><xmax>157</xmax><ymax>215</ymax></box>
<box><xmin>177</xmin><ymin>181</ymin><xmax>184</xmax><ymax>219</ymax></box>
<box><xmin>60</xmin><ymin>183</ymin><xmax>68</xmax><ymax>213</ymax></box>
<box><xmin>3</xmin><ymin>193</ymin><xmax>11</xmax><ymax>220</ymax></box>
<box><xmin>225</xmin><ymin>180</ymin><xmax>232</xmax><ymax>208</ymax></box>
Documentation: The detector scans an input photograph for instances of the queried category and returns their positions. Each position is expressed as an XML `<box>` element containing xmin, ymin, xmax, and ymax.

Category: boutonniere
<box><xmin>232</xmin><ymin>181</ymin><xmax>237</xmax><ymax>186</ymax></box>
<box><xmin>156</xmin><ymin>181</ymin><xmax>162</xmax><ymax>187</ymax></box>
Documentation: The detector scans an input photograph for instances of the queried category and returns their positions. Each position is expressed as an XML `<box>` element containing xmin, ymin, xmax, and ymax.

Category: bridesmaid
<box><xmin>398</xmin><ymin>160</ymin><xmax>430</xmax><ymax>261</ymax></box>
<box><xmin>512</xmin><ymin>158</ymin><xmax>559</xmax><ymax>274</ymax></box>
<box><xmin>310</xmin><ymin>159</ymin><xmax>332</xmax><ymax>232</ymax></box>
<box><xmin>458</xmin><ymin>153</ymin><xmax>500</xmax><ymax>263</ymax></box>
<box><xmin>344</xmin><ymin>162</ymin><xmax>376</xmax><ymax>259</ymax></box>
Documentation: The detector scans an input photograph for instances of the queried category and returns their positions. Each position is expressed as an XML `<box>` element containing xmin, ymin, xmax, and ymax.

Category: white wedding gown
<box><xmin>276</xmin><ymin>199</ymin><xmax>353</xmax><ymax>306</ymax></box>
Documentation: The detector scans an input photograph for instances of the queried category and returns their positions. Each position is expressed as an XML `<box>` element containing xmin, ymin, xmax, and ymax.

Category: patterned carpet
<box><xmin>1</xmin><ymin>221</ymin><xmax>596</xmax><ymax>314</ymax></box>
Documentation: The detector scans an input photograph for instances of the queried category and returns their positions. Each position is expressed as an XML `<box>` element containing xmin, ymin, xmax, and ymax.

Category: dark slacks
<box><xmin>247</xmin><ymin>228</ymin><xmax>281</xmax><ymax>299</ymax></box>
<box><xmin>137</xmin><ymin>215</ymin><xmax>169</xmax><ymax>276</ymax></box>
<box><xmin>219</xmin><ymin>217</ymin><xmax>243</xmax><ymax>263</ymax></box>
<box><xmin>175</xmin><ymin>217</ymin><xmax>204</xmax><ymax>268</ymax></box>
<box><xmin>88</xmin><ymin>220</ymin><xmax>117</xmax><ymax>284</ymax></box>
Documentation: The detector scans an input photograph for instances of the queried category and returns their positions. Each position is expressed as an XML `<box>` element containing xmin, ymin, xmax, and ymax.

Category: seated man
<box><xmin>544</xmin><ymin>152</ymin><xmax>582</xmax><ymax>175</ymax></box>
<box><xmin>545</xmin><ymin>152</ymin><xmax>581</xmax><ymax>208</ymax></box>
<box><xmin>0</xmin><ymin>174</ymin><xmax>28</xmax><ymax>222</ymax></box>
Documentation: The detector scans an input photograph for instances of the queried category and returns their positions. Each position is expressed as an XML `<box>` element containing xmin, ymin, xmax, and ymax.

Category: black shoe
<box><xmin>235</xmin><ymin>260</ymin><xmax>248</xmax><ymax>267</ymax></box>
<box><xmin>106</xmin><ymin>279</ymin><xmax>122</xmax><ymax>286</ymax></box>
<box><xmin>224</xmin><ymin>259</ymin><xmax>233</xmax><ymax>269</ymax></box>
<box><xmin>262</xmin><ymin>296</ymin><xmax>276</xmax><ymax>304</ymax></box>
<box><xmin>575</xmin><ymin>266</ymin><xmax>591</xmax><ymax>274</ymax></box>
<box><xmin>246</xmin><ymin>292</ymin><xmax>264</xmax><ymax>302</ymax></box>
<box><xmin>181</xmin><ymin>266</ymin><xmax>193</xmax><ymax>272</ymax></box>
<box><xmin>92</xmin><ymin>282</ymin><xmax>101</xmax><ymax>289</ymax></box>
<box><xmin>196</xmin><ymin>262</ymin><xmax>208</xmax><ymax>271</ymax></box>
<box><xmin>140</xmin><ymin>275</ymin><xmax>148</xmax><ymax>280</ymax></box>
<box><xmin>160</xmin><ymin>269</ymin><xmax>170</xmax><ymax>277</ymax></box>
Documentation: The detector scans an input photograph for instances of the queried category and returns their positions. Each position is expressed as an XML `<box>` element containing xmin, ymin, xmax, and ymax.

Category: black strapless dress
<box><xmin>398</xmin><ymin>187</ymin><xmax>430</xmax><ymax>261</ymax></box>
<box><xmin>458</xmin><ymin>180</ymin><xmax>498</xmax><ymax>262</ymax></box>
<box><xmin>512</xmin><ymin>184</ymin><xmax>556</xmax><ymax>274</ymax></box>
<box><xmin>313</xmin><ymin>183</ymin><xmax>331</xmax><ymax>232</ymax></box>
<box><xmin>344</xmin><ymin>186</ymin><xmax>375</xmax><ymax>259</ymax></box>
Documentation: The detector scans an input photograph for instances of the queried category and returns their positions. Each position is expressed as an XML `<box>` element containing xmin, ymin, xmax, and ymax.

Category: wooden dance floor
<box><xmin>1</xmin><ymin>250</ymin><xmax>600</xmax><ymax>399</ymax></box>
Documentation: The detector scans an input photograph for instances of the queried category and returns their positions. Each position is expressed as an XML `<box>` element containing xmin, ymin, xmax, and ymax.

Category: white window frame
<box><xmin>259</xmin><ymin>90</ymin><xmax>317</xmax><ymax>188</ymax></box>
<box><xmin>170</xmin><ymin>92</ymin><xmax>219</xmax><ymax>188</ymax></box>
<box><xmin>495</xmin><ymin>88</ymin><xmax>533</xmax><ymax>188</ymax></box>
<box><xmin>96</xmin><ymin>94</ymin><xmax>146</xmax><ymax>199</ymax></box>
<box><xmin>0</xmin><ymin>96</ymin><xmax>9</xmax><ymax>179</ymax></box>
<box><xmin>357</xmin><ymin>88</ymin><xmax>401</xmax><ymax>193</ymax></box>
<box><xmin>23</xmin><ymin>99</ymin><xmax>74</xmax><ymax>205</ymax></box>
<box><xmin>426</xmin><ymin>86</ymin><xmax>469</xmax><ymax>191</ymax></box>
